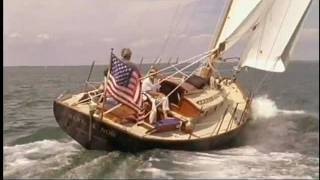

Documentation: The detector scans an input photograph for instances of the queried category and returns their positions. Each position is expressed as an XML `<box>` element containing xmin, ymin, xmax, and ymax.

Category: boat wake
<box><xmin>237</xmin><ymin>94</ymin><xmax>319</xmax><ymax>157</ymax></box>
<box><xmin>135</xmin><ymin>146</ymin><xmax>318</xmax><ymax>179</ymax></box>
<box><xmin>3</xmin><ymin>139</ymin><xmax>81</xmax><ymax>178</ymax></box>
<box><xmin>3</xmin><ymin>95</ymin><xmax>318</xmax><ymax>179</ymax></box>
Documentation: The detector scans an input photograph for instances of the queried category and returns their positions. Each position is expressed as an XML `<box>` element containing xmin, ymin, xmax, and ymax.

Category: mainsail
<box><xmin>212</xmin><ymin>0</ymin><xmax>312</xmax><ymax>73</ymax></box>
<box><xmin>239</xmin><ymin>0</ymin><xmax>312</xmax><ymax>72</ymax></box>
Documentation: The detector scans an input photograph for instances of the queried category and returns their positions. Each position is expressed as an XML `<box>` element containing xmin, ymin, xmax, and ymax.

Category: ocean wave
<box><xmin>62</xmin><ymin>151</ymin><xmax>123</xmax><ymax>179</ymax></box>
<box><xmin>3</xmin><ymin>139</ymin><xmax>81</xmax><ymax>178</ymax></box>
<box><xmin>236</xmin><ymin>97</ymin><xmax>319</xmax><ymax>156</ymax></box>
<box><xmin>63</xmin><ymin>155</ymin><xmax>112</xmax><ymax>178</ymax></box>
<box><xmin>18</xmin><ymin>98</ymin><xmax>52</xmax><ymax>108</ymax></box>
<box><xmin>137</xmin><ymin>167</ymin><xmax>173</xmax><ymax>179</ymax></box>
<box><xmin>137</xmin><ymin>146</ymin><xmax>318</xmax><ymax>179</ymax></box>
<box><xmin>183</xmin><ymin>146</ymin><xmax>318</xmax><ymax>178</ymax></box>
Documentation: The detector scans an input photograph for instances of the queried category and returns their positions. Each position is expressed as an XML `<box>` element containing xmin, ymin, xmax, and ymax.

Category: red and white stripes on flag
<box><xmin>105</xmin><ymin>52</ymin><xmax>143</xmax><ymax>114</ymax></box>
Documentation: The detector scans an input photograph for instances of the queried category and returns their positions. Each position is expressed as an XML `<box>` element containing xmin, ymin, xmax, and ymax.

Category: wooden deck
<box><xmin>61</xmin><ymin>80</ymin><xmax>249</xmax><ymax>141</ymax></box>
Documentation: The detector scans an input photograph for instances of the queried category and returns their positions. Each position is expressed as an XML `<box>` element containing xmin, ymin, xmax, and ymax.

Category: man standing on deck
<box><xmin>119</xmin><ymin>48</ymin><xmax>135</xmax><ymax>66</ymax></box>
<box><xmin>99</xmin><ymin>48</ymin><xmax>144</xmax><ymax>120</ymax></box>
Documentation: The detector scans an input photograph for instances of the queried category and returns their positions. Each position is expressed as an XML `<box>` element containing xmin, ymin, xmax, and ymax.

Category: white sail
<box><xmin>212</xmin><ymin>0</ymin><xmax>262</xmax><ymax>50</ymax></box>
<box><xmin>221</xmin><ymin>0</ymin><xmax>273</xmax><ymax>52</ymax></box>
<box><xmin>239</xmin><ymin>0</ymin><xmax>312</xmax><ymax>72</ymax></box>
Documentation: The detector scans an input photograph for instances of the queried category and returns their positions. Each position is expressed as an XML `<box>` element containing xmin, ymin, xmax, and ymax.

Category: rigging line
<box><xmin>209</xmin><ymin>0</ymin><xmax>233</xmax><ymax>51</ymax></box>
<box><xmin>140</xmin><ymin>48</ymin><xmax>216</xmax><ymax>80</ymax></box>
<box><xmin>134</xmin><ymin>6</ymin><xmax>151</xmax><ymax>64</ymax></box>
<box><xmin>135</xmin><ymin>6</ymin><xmax>149</xmax><ymax>39</ymax></box>
<box><xmin>147</xmin><ymin>54</ymin><xmax>210</xmax><ymax>90</ymax></box>
<box><xmin>153</xmin><ymin>53</ymin><xmax>211</xmax><ymax>87</ymax></box>
<box><xmin>155</xmin><ymin>64</ymin><xmax>204</xmax><ymax>108</ymax></box>
<box><xmin>252</xmin><ymin>57</ymin><xmax>280</xmax><ymax>95</ymax></box>
<box><xmin>171</xmin><ymin>3</ymin><xmax>188</xmax><ymax>38</ymax></box>
<box><xmin>253</xmin><ymin>71</ymin><xmax>273</xmax><ymax>95</ymax></box>
<box><xmin>164</xmin><ymin>3</ymin><xmax>187</xmax><ymax>57</ymax></box>
<box><xmin>172</xmin><ymin>1</ymin><xmax>199</xmax><ymax>57</ymax></box>
<box><xmin>203</xmin><ymin>1</ymin><xmax>232</xmax><ymax>73</ymax></box>
<box><xmin>157</xmin><ymin>3</ymin><xmax>182</xmax><ymax>59</ymax></box>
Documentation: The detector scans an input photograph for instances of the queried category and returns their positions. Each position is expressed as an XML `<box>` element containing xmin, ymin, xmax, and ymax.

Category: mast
<box><xmin>198</xmin><ymin>1</ymin><xmax>233</xmax><ymax>80</ymax></box>
<box><xmin>209</xmin><ymin>0</ymin><xmax>234</xmax><ymax>78</ymax></box>
<box><xmin>209</xmin><ymin>0</ymin><xmax>233</xmax><ymax>60</ymax></box>
<box><xmin>198</xmin><ymin>0</ymin><xmax>311</xmax><ymax>79</ymax></box>
<box><xmin>199</xmin><ymin>0</ymin><xmax>261</xmax><ymax>79</ymax></box>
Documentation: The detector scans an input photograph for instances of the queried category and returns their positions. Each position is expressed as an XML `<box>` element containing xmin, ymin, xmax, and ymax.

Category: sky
<box><xmin>3</xmin><ymin>0</ymin><xmax>319</xmax><ymax>66</ymax></box>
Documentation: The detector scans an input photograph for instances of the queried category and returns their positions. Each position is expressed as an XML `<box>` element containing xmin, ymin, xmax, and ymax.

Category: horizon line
<box><xmin>3</xmin><ymin>59</ymin><xmax>319</xmax><ymax>67</ymax></box>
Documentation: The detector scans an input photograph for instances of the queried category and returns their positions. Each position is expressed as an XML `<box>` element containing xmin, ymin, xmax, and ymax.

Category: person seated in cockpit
<box><xmin>141</xmin><ymin>66</ymin><xmax>170</xmax><ymax>120</ymax></box>
<box><xmin>142</xmin><ymin>66</ymin><xmax>161</xmax><ymax>93</ymax></box>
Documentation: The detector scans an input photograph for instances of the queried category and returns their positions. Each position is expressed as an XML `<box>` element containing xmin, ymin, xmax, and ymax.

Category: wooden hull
<box><xmin>53</xmin><ymin>100</ymin><xmax>250</xmax><ymax>152</ymax></box>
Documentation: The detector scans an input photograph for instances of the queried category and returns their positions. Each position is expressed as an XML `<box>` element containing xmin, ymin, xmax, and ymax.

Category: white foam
<box><xmin>251</xmin><ymin>95</ymin><xmax>279</xmax><ymax>119</ymax></box>
<box><xmin>138</xmin><ymin>167</ymin><xmax>173</xmax><ymax>179</ymax></box>
<box><xmin>251</xmin><ymin>95</ymin><xmax>306</xmax><ymax>120</ymax></box>
<box><xmin>172</xmin><ymin>160</ymin><xmax>193</xmax><ymax>166</ymax></box>
<box><xmin>4</xmin><ymin>139</ymin><xmax>81</xmax><ymax>178</ymax></box>
<box><xmin>148</xmin><ymin>157</ymin><xmax>161</xmax><ymax>162</ymax></box>
<box><xmin>278</xmin><ymin>109</ymin><xmax>306</xmax><ymax>115</ymax></box>
<box><xmin>63</xmin><ymin>155</ymin><xmax>110</xmax><ymax>178</ymax></box>
<box><xmin>188</xmin><ymin>146</ymin><xmax>319</xmax><ymax>178</ymax></box>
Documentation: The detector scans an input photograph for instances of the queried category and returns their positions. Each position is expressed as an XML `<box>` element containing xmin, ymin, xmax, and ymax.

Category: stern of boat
<box><xmin>53</xmin><ymin>95</ymin><xmax>115</xmax><ymax>151</ymax></box>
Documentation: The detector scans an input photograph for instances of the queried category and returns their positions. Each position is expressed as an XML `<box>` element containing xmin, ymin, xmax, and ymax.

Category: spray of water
<box><xmin>251</xmin><ymin>95</ymin><xmax>305</xmax><ymax>120</ymax></box>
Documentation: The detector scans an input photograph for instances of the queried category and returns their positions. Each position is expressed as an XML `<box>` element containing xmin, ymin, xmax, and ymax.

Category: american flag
<box><xmin>105</xmin><ymin>52</ymin><xmax>143</xmax><ymax>114</ymax></box>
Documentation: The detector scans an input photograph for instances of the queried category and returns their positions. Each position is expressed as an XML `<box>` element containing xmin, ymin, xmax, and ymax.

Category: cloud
<box><xmin>34</xmin><ymin>33</ymin><xmax>51</xmax><ymax>43</ymax></box>
<box><xmin>8</xmin><ymin>32</ymin><xmax>21</xmax><ymax>38</ymax></box>
<box><xmin>3</xmin><ymin>0</ymin><xmax>318</xmax><ymax>66</ymax></box>
<box><xmin>101</xmin><ymin>37</ymin><xmax>115</xmax><ymax>43</ymax></box>
<box><xmin>122</xmin><ymin>0</ymin><xmax>195</xmax><ymax>14</ymax></box>
<box><xmin>36</xmin><ymin>33</ymin><xmax>50</xmax><ymax>40</ymax></box>
<box><xmin>188</xmin><ymin>34</ymin><xmax>212</xmax><ymax>44</ymax></box>
<box><xmin>129</xmin><ymin>39</ymin><xmax>157</xmax><ymax>48</ymax></box>
<box><xmin>177</xmin><ymin>34</ymin><xmax>187</xmax><ymax>39</ymax></box>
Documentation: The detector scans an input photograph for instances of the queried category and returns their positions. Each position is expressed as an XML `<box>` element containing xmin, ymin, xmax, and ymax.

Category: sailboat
<box><xmin>53</xmin><ymin>0</ymin><xmax>312</xmax><ymax>152</ymax></box>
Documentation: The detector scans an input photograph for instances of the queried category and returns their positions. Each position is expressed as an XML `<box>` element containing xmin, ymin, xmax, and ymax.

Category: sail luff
<box><xmin>210</xmin><ymin>0</ymin><xmax>233</xmax><ymax>51</ymax></box>
<box><xmin>222</xmin><ymin>0</ymin><xmax>271</xmax><ymax>53</ymax></box>
<box><xmin>211</xmin><ymin>0</ymin><xmax>262</xmax><ymax>52</ymax></box>
<box><xmin>201</xmin><ymin>0</ymin><xmax>262</xmax><ymax>79</ymax></box>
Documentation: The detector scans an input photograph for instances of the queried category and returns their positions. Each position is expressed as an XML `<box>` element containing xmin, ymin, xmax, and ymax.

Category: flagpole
<box><xmin>100</xmin><ymin>48</ymin><xmax>113</xmax><ymax>121</ymax></box>
<box><xmin>83</xmin><ymin>61</ymin><xmax>95</xmax><ymax>93</ymax></box>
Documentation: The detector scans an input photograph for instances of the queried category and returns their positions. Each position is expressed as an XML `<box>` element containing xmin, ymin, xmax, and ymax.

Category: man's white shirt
<box><xmin>141</xmin><ymin>77</ymin><xmax>170</xmax><ymax>112</ymax></box>
<box><xmin>142</xmin><ymin>77</ymin><xmax>160</xmax><ymax>92</ymax></box>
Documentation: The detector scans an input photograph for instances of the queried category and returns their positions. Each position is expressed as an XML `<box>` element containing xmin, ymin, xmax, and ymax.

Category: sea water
<box><xmin>3</xmin><ymin>61</ymin><xmax>319</xmax><ymax>179</ymax></box>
